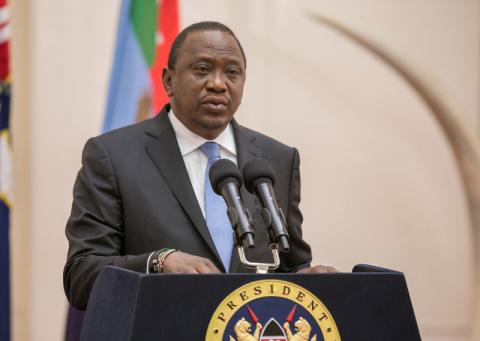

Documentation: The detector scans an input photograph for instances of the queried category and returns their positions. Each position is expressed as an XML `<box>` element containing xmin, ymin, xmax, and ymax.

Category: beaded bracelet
<box><xmin>158</xmin><ymin>249</ymin><xmax>179</xmax><ymax>273</ymax></box>
<box><xmin>150</xmin><ymin>249</ymin><xmax>164</xmax><ymax>273</ymax></box>
<box><xmin>148</xmin><ymin>248</ymin><xmax>180</xmax><ymax>273</ymax></box>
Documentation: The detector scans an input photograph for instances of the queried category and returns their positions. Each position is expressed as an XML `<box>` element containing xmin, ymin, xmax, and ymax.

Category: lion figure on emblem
<box><xmin>283</xmin><ymin>317</ymin><xmax>317</xmax><ymax>341</ymax></box>
<box><xmin>229</xmin><ymin>317</ymin><xmax>262</xmax><ymax>341</ymax></box>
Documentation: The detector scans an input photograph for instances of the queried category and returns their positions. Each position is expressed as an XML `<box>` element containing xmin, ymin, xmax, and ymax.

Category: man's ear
<box><xmin>162</xmin><ymin>67</ymin><xmax>174</xmax><ymax>97</ymax></box>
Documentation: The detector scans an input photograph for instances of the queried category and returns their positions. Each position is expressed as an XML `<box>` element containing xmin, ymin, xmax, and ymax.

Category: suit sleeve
<box><xmin>278</xmin><ymin>147</ymin><xmax>312</xmax><ymax>272</ymax></box>
<box><xmin>63</xmin><ymin>137</ymin><xmax>150</xmax><ymax>310</ymax></box>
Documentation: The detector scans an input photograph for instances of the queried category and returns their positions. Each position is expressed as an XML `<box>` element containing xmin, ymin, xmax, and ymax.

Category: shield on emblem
<box><xmin>260</xmin><ymin>318</ymin><xmax>287</xmax><ymax>341</ymax></box>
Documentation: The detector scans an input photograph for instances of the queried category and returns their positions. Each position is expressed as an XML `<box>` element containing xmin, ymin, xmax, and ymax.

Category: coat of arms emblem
<box><xmin>206</xmin><ymin>280</ymin><xmax>340</xmax><ymax>341</ymax></box>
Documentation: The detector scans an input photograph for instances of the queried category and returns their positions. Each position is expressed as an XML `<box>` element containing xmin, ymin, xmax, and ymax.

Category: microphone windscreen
<box><xmin>243</xmin><ymin>158</ymin><xmax>276</xmax><ymax>193</ymax></box>
<box><xmin>209</xmin><ymin>159</ymin><xmax>243</xmax><ymax>195</ymax></box>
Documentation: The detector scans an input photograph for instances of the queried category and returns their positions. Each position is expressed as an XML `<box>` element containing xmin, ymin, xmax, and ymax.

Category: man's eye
<box><xmin>195</xmin><ymin>65</ymin><xmax>210</xmax><ymax>73</ymax></box>
<box><xmin>227</xmin><ymin>68</ymin><xmax>240</xmax><ymax>77</ymax></box>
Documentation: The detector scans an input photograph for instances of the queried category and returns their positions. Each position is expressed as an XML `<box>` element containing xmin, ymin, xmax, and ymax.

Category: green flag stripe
<box><xmin>130</xmin><ymin>0</ymin><xmax>157</xmax><ymax>66</ymax></box>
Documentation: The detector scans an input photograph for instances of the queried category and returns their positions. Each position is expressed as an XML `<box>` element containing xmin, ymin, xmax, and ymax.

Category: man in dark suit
<box><xmin>64</xmin><ymin>21</ymin><xmax>334</xmax><ymax>311</ymax></box>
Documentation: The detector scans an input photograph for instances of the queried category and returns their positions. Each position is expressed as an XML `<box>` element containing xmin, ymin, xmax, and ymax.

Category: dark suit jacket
<box><xmin>64</xmin><ymin>106</ymin><xmax>312</xmax><ymax>310</ymax></box>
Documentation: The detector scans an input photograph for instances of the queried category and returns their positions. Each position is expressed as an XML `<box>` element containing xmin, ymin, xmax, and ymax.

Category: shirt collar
<box><xmin>168</xmin><ymin>109</ymin><xmax>237</xmax><ymax>157</ymax></box>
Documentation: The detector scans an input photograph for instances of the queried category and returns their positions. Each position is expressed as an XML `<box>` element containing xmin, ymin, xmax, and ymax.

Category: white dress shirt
<box><xmin>146</xmin><ymin>110</ymin><xmax>238</xmax><ymax>272</ymax></box>
<box><xmin>168</xmin><ymin>109</ymin><xmax>237</xmax><ymax>217</ymax></box>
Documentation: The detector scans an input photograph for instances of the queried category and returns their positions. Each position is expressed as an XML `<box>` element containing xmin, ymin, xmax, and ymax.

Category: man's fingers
<box><xmin>204</xmin><ymin>259</ymin><xmax>221</xmax><ymax>273</ymax></box>
<box><xmin>163</xmin><ymin>253</ymin><xmax>338</xmax><ymax>274</ymax></box>
<box><xmin>194</xmin><ymin>258</ymin><xmax>221</xmax><ymax>273</ymax></box>
<box><xmin>326</xmin><ymin>266</ymin><xmax>338</xmax><ymax>273</ymax></box>
<box><xmin>297</xmin><ymin>265</ymin><xmax>339</xmax><ymax>273</ymax></box>
<box><xmin>178</xmin><ymin>265</ymin><xmax>199</xmax><ymax>274</ymax></box>
<box><xmin>195</xmin><ymin>263</ymin><xmax>216</xmax><ymax>273</ymax></box>
<box><xmin>162</xmin><ymin>251</ymin><xmax>220</xmax><ymax>274</ymax></box>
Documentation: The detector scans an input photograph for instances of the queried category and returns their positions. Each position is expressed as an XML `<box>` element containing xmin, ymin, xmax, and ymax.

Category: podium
<box><xmin>80</xmin><ymin>265</ymin><xmax>421</xmax><ymax>340</ymax></box>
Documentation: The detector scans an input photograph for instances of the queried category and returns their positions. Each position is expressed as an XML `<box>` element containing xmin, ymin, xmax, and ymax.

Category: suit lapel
<box><xmin>229</xmin><ymin>120</ymin><xmax>262</xmax><ymax>272</ymax></box>
<box><xmin>144</xmin><ymin>108</ymin><xmax>223</xmax><ymax>267</ymax></box>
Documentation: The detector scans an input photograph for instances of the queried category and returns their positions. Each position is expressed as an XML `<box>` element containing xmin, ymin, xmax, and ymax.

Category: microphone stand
<box><xmin>226</xmin><ymin>201</ymin><xmax>280</xmax><ymax>274</ymax></box>
<box><xmin>230</xmin><ymin>200</ymin><xmax>285</xmax><ymax>274</ymax></box>
<box><xmin>237</xmin><ymin>244</ymin><xmax>280</xmax><ymax>274</ymax></box>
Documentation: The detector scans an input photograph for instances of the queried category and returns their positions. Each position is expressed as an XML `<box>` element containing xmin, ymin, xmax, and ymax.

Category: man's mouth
<box><xmin>201</xmin><ymin>97</ymin><xmax>228</xmax><ymax>113</ymax></box>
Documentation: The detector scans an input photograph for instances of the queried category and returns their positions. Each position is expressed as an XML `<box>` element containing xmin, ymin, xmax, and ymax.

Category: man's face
<box><xmin>163</xmin><ymin>30</ymin><xmax>246</xmax><ymax>140</ymax></box>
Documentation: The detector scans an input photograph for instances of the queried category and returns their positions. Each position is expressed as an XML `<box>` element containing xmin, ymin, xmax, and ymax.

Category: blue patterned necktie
<box><xmin>200</xmin><ymin>142</ymin><xmax>233</xmax><ymax>271</ymax></box>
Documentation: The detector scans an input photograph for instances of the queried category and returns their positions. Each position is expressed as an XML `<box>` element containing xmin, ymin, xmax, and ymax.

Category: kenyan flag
<box><xmin>103</xmin><ymin>0</ymin><xmax>179</xmax><ymax>131</ymax></box>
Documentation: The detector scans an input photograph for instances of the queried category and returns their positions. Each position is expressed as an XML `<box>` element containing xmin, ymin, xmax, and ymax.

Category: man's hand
<box><xmin>297</xmin><ymin>265</ymin><xmax>338</xmax><ymax>273</ymax></box>
<box><xmin>162</xmin><ymin>251</ymin><xmax>221</xmax><ymax>273</ymax></box>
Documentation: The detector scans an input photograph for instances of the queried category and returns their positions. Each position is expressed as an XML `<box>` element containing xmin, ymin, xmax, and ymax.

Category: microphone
<box><xmin>243</xmin><ymin>158</ymin><xmax>290</xmax><ymax>252</ymax></box>
<box><xmin>209</xmin><ymin>159</ymin><xmax>255</xmax><ymax>249</ymax></box>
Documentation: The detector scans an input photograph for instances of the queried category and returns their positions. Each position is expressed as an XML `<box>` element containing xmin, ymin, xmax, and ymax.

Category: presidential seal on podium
<box><xmin>206</xmin><ymin>279</ymin><xmax>341</xmax><ymax>341</ymax></box>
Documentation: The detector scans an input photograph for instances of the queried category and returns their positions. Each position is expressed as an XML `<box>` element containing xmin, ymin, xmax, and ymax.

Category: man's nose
<box><xmin>206</xmin><ymin>71</ymin><xmax>227</xmax><ymax>92</ymax></box>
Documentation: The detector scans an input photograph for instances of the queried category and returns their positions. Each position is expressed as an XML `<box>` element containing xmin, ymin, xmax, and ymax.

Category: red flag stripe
<box><xmin>149</xmin><ymin>0</ymin><xmax>179</xmax><ymax>114</ymax></box>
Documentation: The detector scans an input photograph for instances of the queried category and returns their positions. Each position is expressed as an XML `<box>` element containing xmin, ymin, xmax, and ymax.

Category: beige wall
<box><xmin>10</xmin><ymin>1</ymin><xmax>480</xmax><ymax>340</ymax></box>
<box><xmin>11</xmin><ymin>1</ymin><xmax>118</xmax><ymax>340</ymax></box>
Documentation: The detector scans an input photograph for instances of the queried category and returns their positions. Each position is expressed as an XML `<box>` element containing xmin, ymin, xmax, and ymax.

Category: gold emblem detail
<box><xmin>205</xmin><ymin>279</ymin><xmax>341</xmax><ymax>341</ymax></box>
<box><xmin>284</xmin><ymin>317</ymin><xmax>317</xmax><ymax>341</ymax></box>
<box><xmin>229</xmin><ymin>317</ymin><xmax>262</xmax><ymax>341</ymax></box>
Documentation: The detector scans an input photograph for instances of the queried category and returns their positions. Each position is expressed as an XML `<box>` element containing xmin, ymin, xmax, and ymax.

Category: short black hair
<box><xmin>167</xmin><ymin>21</ymin><xmax>246</xmax><ymax>69</ymax></box>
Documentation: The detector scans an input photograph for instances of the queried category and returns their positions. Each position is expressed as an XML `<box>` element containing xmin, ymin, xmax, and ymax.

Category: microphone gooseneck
<box><xmin>243</xmin><ymin>158</ymin><xmax>290</xmax><ymax>252</ymax></box>
<box><xmin>209</xmin><ymin>159</ymin><xmax>255</xmax><ymax>249</ymax></box>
